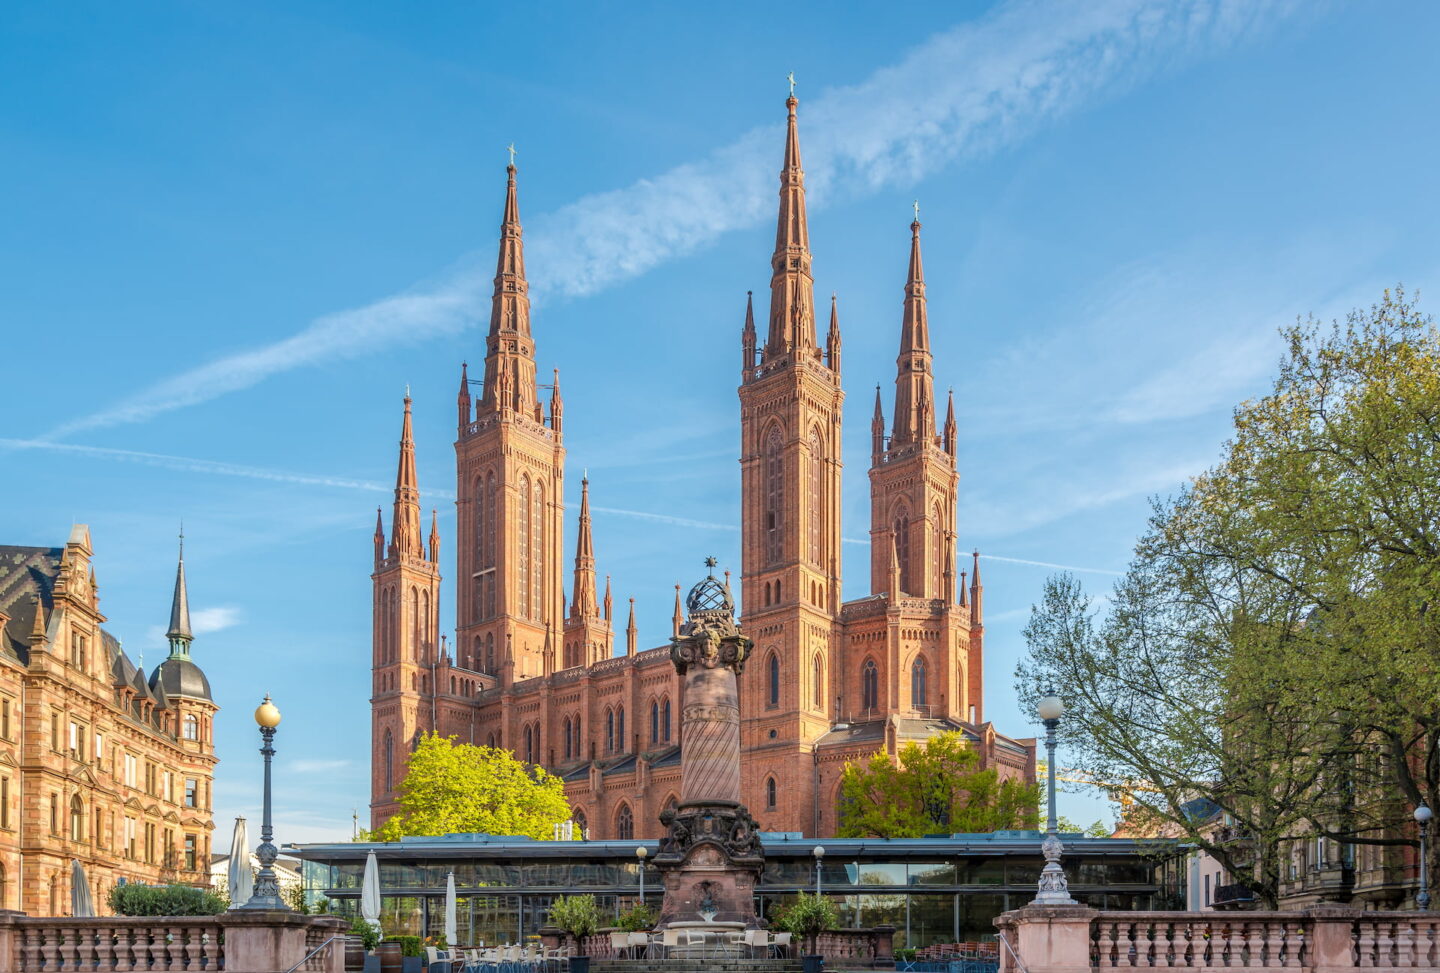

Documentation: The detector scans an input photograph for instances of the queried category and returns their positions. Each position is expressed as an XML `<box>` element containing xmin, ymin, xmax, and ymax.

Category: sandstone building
<box><xmin>369</xmin><ymin>96</ymin><xmax>1036</xmax><ymax>839</ymax></box>
<box><xmin>0</xmin><ymin>528</ymin><xmax>218</xmax><ymax>914</ymax></box>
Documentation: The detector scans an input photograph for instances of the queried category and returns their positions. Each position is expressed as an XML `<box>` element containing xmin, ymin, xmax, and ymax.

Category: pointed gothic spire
<box><xmin>943</xmin><ymin>387</ymin><xmax>958</xmax><ymax>457</ymax></box>
<box><xmin>603</xmin><ymin>574</ymin><xmax>613</xmax><ymax>623</ymax></box>
<box><xmin>549</xmin><ymin>367</ymin><xmax>564</xmax><ymax>434</ymax></box>
<box><xmin>970</xmin><ymin>550</ymin><xmax>983</xmax><ymax>624</ymax></box>
<box><xmin>959</xmin><ymin>569</ymin><xmax>969</xmax><ymax>608</ymax></box>
<box><xmin>889</xmin><ymin>533</ymin><xmax>903</xmax><ymax>598</ymax></box>
<box><xmin>741</xmin><ymin>290</ymin><xmax>757</xmax><ymax>378</ymax></box>
<box><xmin>871</xmin><ymin>385</ymin><xmax>886</xmax><ymax>467</ymax></box>
<box><xmin>389</xmin><ymin>394</ymin><xmax>423</xmax><ymax>559</ymax></box>
<box><xmin>480</xmin><ymin>162</ymin><xmax>538</xmax><ymax>417</ymax></box>
<box><xmin>826</xmin><ymin>292</ymin><xmax>842</xmax><ymax>373</ymax></box>
<box><xmin>672</xmin><ymin>584</ymin><xmax>684</xmax><ymax>638</ymax></box>
<box><xmin>428</xmin><ymin>509</ymin><xmax>441</xmax><ymax>564</ymax></box>
<box><xmin>166</xmin><ymin>533</ymin><xmax>193</xmax><ymax>653</ymax></box>
<box><xmin>764</xmin><ymin>93</ymin><xmax>817</xmax><ymax>360</ymax></box>
<box><xmin>29</xmin><ymin>594</ymin><xmax>47</xmax><ymax>644</ymax></box>
<box><xmin>373</xmin><ymin>507</ymin><xmax>385</xmax><ymax>569</ymax></box>
<box><xmin>457</xmin><ymin>361</ymin><xmax>472</xmax><ymax>430</ymax></box>
<box><xmin>626</xmin><ymin>597</ymin><xmax>638</xmax><ymax>656</ymax></box>
<box><xmin>892</xmin><ymin>214</ymin><xmax>936</xmax><ymax>447</ymax></box>
<box><xmin>570</xmin><ymin>476</ymin><xmax>597</xmax><ymax>618</ymax></box>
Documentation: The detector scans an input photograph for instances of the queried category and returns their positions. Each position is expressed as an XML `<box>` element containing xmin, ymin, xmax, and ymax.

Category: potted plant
<box><xmin>773</xmin><ymin>892</ymin><xmax>839</xmax><ymax>973</ymax></box>
<box><xmin>549</xmin><ymin>894</ymin><xmax>602</xmax><ymax>973</ymax></box>
<box><xmin>616</xmin><ymin>903</ymin><xmax>657</xmax><ymax>932</ymax></box>
<box><xmin>346</xmin><ymin>916</ymin><xmax>382</xmax><ymax>971</ymax></box>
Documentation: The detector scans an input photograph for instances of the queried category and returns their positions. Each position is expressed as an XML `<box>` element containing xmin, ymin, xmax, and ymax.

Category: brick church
<box><xmin>369</xmin><ymin>95</ymin><xmax>1037</xmax><ymax>840</ymax></box>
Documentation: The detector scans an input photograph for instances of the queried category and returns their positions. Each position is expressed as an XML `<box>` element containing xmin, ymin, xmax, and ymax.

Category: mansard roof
<box><xmin>0</xmin><ymin>544</ymin><xmax>62</xmax><ymax>663</ymax></box>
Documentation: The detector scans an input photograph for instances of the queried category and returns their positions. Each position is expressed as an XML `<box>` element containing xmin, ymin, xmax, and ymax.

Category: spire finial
<box><xmin>507</xmin><ymin>143</ymin><xmax>516</xmax><ymax>167</ymax></box>
<box><xmin>787</xmin><ymin>71</ymin><xmax>796</xmax><ymax>97</ymax></box>
<box><xmin>166</xmin><ymin>533</ymin><xmax>194</xmax><ymax>651</ymax></box>
<box><xmin>704</xmin><ymin>555</ymin><xmax>718</xmax><ymax>576</ymax></box>
<box><xmin>178</xmin><ymin>522</ymin><xmax>184</xmax><ymax>560</ymax></box>
<box><xmin>913</xmin><ymin>199</ymin><xmax>920</xmax><ymax>222</ymax></box>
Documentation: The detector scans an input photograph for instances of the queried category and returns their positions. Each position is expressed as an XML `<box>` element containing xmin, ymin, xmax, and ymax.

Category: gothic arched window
<box><xmin>766</xmin><ymin>777</ymin><xmax>777</xmax><ymax>809</ymax></box>
<box><xmin>533</xmin><ymin>480</ymin><xmax>545</xmax><ymax>624</ymax></box>
<box><xmin>573</xmin><ymin>808</ymin><xmax>588</xmax><ymax>838</ymax></box>
<box><xmin>605</xmin><ymin>709</ymin><xmax>615</xmax><ymax>753</ymax></box>
<box><xmin>862</xmin><ymin>659</ymin><xmax>879</xmax><ymax>712</ymax></box>
<box><xmin>663</xmin><ymin>698</ymin><xmax>672</xmax><ymax>742</ymax></box>
<box><xmin>615</xmin><ymin>803</ymin><xmax>634</xmax><ymax>840</ymax></box>
<box><xmin>650</xmin><ymin>701</ymin><xmax>659</xmax><ymax>743</ymax></box>
<box><xmin>484</xmin><ymin>473</ymin><xmax>497</xmax><ymax>616</ymax></box>
<box><xmin>893</xmin><ymin>507</ymin><xmax>911</xmax><ymax>595</ymax></box>
<box><xmin>616</xmin><ymin>706</ymin><xmax>626</xmax><ymax>752</ymax></box>
<box><xmin>912</xmin><ymin>656</ymin><xmax>928</xmax><ymax>709</ymax></box>
<box><xmin>764</xmin><ymin>426</ymin><xmax>785</xmax><ymax>565</ymax></box>
<box><xmin>768</xmin><ymin>652</ymin><xmax>780</xmax><ymax>707</ymax></box>
<box><xmin>563</xmin><ymin>717</ymin><xmax>573</xmax><ymax>759</ymax></box>
<box><xmin>519</xmin><ymin>477</ymin><xmax>532</xmax><ymax>618</ymax></box>
<box><xmin>932</xmin><ymin>503</ymin><xmax>945</xmax><ymax>598</ymax></box>
<box><xmin>70</xmin><ymin>795</ymin><xmax>85</xmax><ymax>842</ymax></box>
<box><xmin>813</xmin><ymin>654</ymin><xmax>824</xmax><ymax>712</ymax></box>
<box><xmin>808</xmin><ymin>429</ymin><xmax>824</xmax><ymax>565</ymax></box>
<box><xmin>484</xmin><ymin>633</ymin><xmax>495</xmax><ymax>674</ymax></box>
<box><xmin>524</xmin><ymin>724</ymin><xmax>535</xmax><ymax>764</ymax></box>
<box><xmin>475</xmin><ymin>476</ymin><xmax>486</xmax><ymax>622</ymax></box>
<box><xmin>383</xmin><ymin>730</ymin><xmax>394</xmax><ymax>792</ymax></box>
<box><xmin>572</xmin><ymin>717</ymin><xmax>581</xmax><ymax>758</ymax></box>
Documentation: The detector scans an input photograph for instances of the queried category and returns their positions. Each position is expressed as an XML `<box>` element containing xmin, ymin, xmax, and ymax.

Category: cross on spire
<box><xmin>507</xmin><ymin>143</ymin><xmax>516</xmax><ymax>166</ymax></box>
<box><xmin>913</xmin><ymin>199</ymin><xmax>920</xmax><ymax>222</ymax></box>
<box><xmin>787</xmin><ymin>71</ymin><xmax>796</xmax><ymax>97</ymax></box>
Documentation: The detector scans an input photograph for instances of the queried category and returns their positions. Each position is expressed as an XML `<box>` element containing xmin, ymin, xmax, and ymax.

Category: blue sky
<box><xmin>4</xmin><ymin>0</ymin><xmax>1440</xmax><ymax>840</ymax></box>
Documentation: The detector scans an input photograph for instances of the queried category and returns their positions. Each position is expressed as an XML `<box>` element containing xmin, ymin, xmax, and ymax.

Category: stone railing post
<box><xmin>1309</xmin><ymin>906</ymin><xmax>1360</xmax><ymax>973</ymax></box>
<box><xmin>1002</xmin><ymin>904</ymin><xmax>1098</xmax><ymax>973</ymax></box>
<box><xmin>221</xmin><ymin>911</ymin><xmax>345</xmax><ymax>973</ymax></box>
<box><xmin>0</xmin><ymin>911</ymin><xmax>22</xmax><ymax>972</ymax></box>
<box><xmin>872</xmin><ymin>924</ymin><xmax>897</xmax><ymax>967</ymax></box>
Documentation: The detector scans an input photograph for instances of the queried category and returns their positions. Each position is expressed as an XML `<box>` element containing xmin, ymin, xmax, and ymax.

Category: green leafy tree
<box><xmin>367</xmin><ymin>733</ymin><xmax>572</xmax><ymax>841</ymax></box>
<box><xmin>771</xmin><ymin>893</ymin><xmax>840</xmax><ymax>955</ymax></box>
<box><xmin>549</xmin><ymin>894</ymin><xmax>602</xmax><ymax>949</ymax></box>
<box><xmin>837</xmin><ymin>732</ymin><xmax>1039</xmax><ymax>838</ymax></box>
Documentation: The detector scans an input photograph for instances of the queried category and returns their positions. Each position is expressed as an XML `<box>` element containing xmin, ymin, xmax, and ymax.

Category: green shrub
<box><xmin>616</xmin><ymin>903</ymin><xmax>657</xmax><ymax>932</ymax></box>
<box><xmin>548</xmin><ymin>894</ymin><xmax>602</xmax><ymax>944</ymax></box>
<box><xmin>348</xmin><ymin>916</ymin><xmax>382</xmax><ymax>951</ymax></box>
<box><xmin>771</xmin><ymin>893</ymin><xmax>839</xmax><ymax>954</ymax></box>
<box><xmin>384</xmin><ymin>935</ymin><xmax>424</xmax><ymax>957</ymax></box>
<box><xmin>108</xmin><ymin>884</ymin><xmax>225</xmax><ymax>917</ymax></box>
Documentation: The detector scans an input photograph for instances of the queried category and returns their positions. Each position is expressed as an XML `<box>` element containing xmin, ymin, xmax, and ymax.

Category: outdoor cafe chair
<box><xmin>659</xmin><ymin>927</ymin><xmax>680</xmax><ymax>958</ymax></box>
<box><xmin>627</xmin><ymin>931</ymin><xmax>649</xmax><ymax>958</ymax></box>
<box><xmin>608</xmin><ymin>930</ymin><xmax>632</xmax><ymax>958</ymax></box>
<box><xmin>743</xmin><ymin>928</ymin><xmax>767</xmax><ymax>958</ymax></box>
<box><xmin>771</xmin><ymin>931</ymin><xmax>793</xmax><ymax>958</ymax></box>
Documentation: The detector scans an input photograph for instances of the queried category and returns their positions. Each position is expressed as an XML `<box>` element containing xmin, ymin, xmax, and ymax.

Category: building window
<box><xmin>862</xmin><ymin>659</ymin><xmax>879</xmax><ymax>712</ymax></box>
<box><xmin>572</xmin><ymin>718</ymin><xmax>581</xmax><ymax>758</ymax></box>
<box><xmin>124</xmin><ymin>753</ymin><xmax>137</xmax><ymax>788</ymax></box>
<box><xmin>532</xmin><ymin>482</ymin><xmax>544</xmax><ymax>624</ymax></box>
<box><xmin>484</xmin><ymin>473</ymin><xmax>497</xmax><ymax>617</ymax></box>
<box><xmin>911</xmin><ymin>656</ymin><xmax>928</xmax><ymax>709</ymax></box>
<box><xmin>0</xmin><ymin>777</ymin><xmax>9</xmax><ymax>829</ymax></box>
<box><xmin>50</xmin><ymin>794</ymin><xmax>59</xmax><ymax>834</ymax></box>
<box><xmin>573</xmin><ymin>808</ymin><xmax>587</xmax><ymax>839</ymax></box>
<box><xmin>519</xmin><ymin>476</ymin><xmax>531</xmax><ymax>618</ymax></box>
<box><xmin>185</xmin><ymin>834</ymin><xmax>197</xmax><ymax>871</ymax></box>
<box><xmin>662</xmin><ymin>698</ymin><xmax>672</xmax><ymax>742</ymax></box>
<box><xmin>383</xmin><ymin>731</ymin><xmax>394</xmax><ymax>792</ymax></box>
<box><xmin>524</xmin><ymin>725</ymin><xmax>535</xmax><ymax>764</ymax></box>
<box><xmin>813</xmin><ymin>655</ymin><xmax>824</xmax><ymax>712</ymax></box>
<box><xmin>616</xmin><ymin>706</ymin><xmax>626</xmax><ymax>753</ymax></box>
<box><xmin>893</xmin><ymin>508</ymin><xmax>911</xmax><ymax>594</ymax></box>
<box><xmin>563</xmin><ymin>717</ymin><xmax>573</xmax><ymax>760</ymax></box>
<box><xmin>615</xmin><ymin>804</ymin><xmax>634</xmax><ymax>840</ymax></box>
<box><xmin>766</xmin><ymin>777</ymin><xmax>777</xmax><ymax>809</ymax></box>
<box><xmin>768</xmin><ymin>652</ymin><xmax>780</xmax><ymax>707</ymax></box>
<box><xmin>70</xmin><ymin>795</ymin><xmax>85</xmax><ymax>842</ymax></box>
<box><xmin>808</xmin><ymin>430</ymin><xmax>824</xmax><ymax>565</ymax></box>
<box><xmin>183</xmin><ymin>715</ymin><xmax>199</xmax><ymax>741</ymax></box>
<box><xmin>1204</xmin><ymin>874</ymin><xmax>1212</xmax><ymax>907</ymax></box>
<box><xmin>0</xmin><ymin>697</ymin><xmax>9</xmax><ymax>739</ymax></box>
<box><xmin>605</xmin><ymin>710</ymin><xmax>615</xmax><ymax>754</ymax></box>
<box><xmin>125</xmin><ymin>817</ymin><xmax>136</xmax><ymax>859</ymax></box>
<box><xmin>764</xmin><ymin>426</ymin><xmax>785</xmax><ymax>565</ymax></box>
<box><xmin>185</xmin><ymin>779</ymin><xmax>198</xmax><ymax>808</ymax></box>
<box><xmin>51</xmin><ymin>713</ymin><xmax>60</xmax><ymax>751</ymax></box>
<box><xmin>650</xmin><ymin>702</ymin><xmax>659</xmax><ymax>744</ymax></box>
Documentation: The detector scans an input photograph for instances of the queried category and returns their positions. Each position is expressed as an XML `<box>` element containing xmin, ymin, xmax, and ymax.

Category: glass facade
<box><xmin>293</xmin><ymin>834</ymin><xmax>1184</xmax><ymax>951</ymax></box>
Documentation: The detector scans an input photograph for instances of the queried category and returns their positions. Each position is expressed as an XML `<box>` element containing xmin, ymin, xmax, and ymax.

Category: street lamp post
<box><xmin>1033</xmin><ymin>689</ymin><xmax>1076</xmax><ymax>906</ymax></box>
<box><xmin>813</xmin><ymin>845</ymin><xmax>826</xmax><ymax>898</ymax></box>
<box><xmin>636</xmin><ymin>845</ymin><xmax>648</xmax><ymax>906</ymax></box>
<box><xmin>240</xmin><ymin>695</ymin><xmax>289</xmax><ymax>911</ymax></box>
<box><xmin>1416</xmin><ymin>803</ymin><xmax>1433</xmax><ymax>911</ymax></box>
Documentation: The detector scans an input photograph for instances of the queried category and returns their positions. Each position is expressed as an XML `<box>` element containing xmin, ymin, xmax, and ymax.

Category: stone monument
<box><xmin>654</xmin><ymin>559</ymin><xmax>764</xmax><ymax>929</ymax></box>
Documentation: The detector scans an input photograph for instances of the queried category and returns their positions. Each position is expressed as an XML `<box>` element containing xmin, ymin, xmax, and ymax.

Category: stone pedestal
<box><xmin>653</xmin><ymin>565</ymin><xmax>764</xmax><ymax>929</ymax></box>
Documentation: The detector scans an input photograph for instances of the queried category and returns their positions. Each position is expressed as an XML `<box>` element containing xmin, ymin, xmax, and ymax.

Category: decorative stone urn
<box><xmin>653</xmin><ymin>560</ymin><xmax>764</xmax><ymax>929</ymax></box>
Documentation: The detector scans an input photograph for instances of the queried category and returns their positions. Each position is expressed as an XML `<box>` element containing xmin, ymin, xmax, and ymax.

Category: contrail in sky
<box><xmin>39</xmin><ymin>0</ymin><xmax>1303</xmax><ymax>441</ymax></box>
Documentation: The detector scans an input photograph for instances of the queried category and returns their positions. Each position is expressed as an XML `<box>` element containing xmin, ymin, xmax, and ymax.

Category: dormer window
<box><xmin>183</xmin><ymin>715</ymin><xmax>199</xmax><ymax>741</ymax></box>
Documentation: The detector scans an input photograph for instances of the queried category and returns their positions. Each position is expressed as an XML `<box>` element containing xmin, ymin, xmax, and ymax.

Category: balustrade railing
<box><xmin>1092</xmin><ymin>913</ymin><xmax>1310</xmax><ymax>969</ymax></box>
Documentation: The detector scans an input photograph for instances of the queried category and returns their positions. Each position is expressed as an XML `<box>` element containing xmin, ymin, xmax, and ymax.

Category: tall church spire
<box><xmin>480</xmin><ymin>163</ymin><xmax>538</xmax><ymax>416</ymax></box>
<box><xmin>626</xmin><ymin>597</ymin><xmax>637</xmax><ymax>656</ymax></box>
<box><xmin>826</xmin><ymin>292</ymin><xmax>841</xmax><ymax>373</ymax></box>
<box><xmin>871</xmin><ymin>384</ymin><xmax>886</xmax><ymax>466</ymax></box>
<box><xmin>570</xmin><ymin>476</ymin><xmax>597</xmax><ymax>618</ymax></box>
<box><xmin>389</xmin><ymin>394</ymin><xmax>424</xmax><ymax>559</ymax></box>
<box><xmin>166</xmin><ymin>532</ymin><xmax>192</xmax><ymax>656</ymax></box>
<box><xmin>741</xmin><ymin>291</ymin><xmax>756</xmax><ymax>377</ymax></box>
<box><xmin>891</xmin><ymin>216</ymin><xmax>935</xmax><ymax>447</ymax></box>
<box><xmin>764</xmin><ymin>94</ymin><xmax>817</xmax><ymax>360</ymax></box>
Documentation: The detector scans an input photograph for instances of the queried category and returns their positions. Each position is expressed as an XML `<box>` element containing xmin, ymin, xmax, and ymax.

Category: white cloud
<box><xmin>192</xmin><ymin>605</ymin><xmax>242</xmax><ymax>634</ymax></box>
<box><xmin>289</xmin><ymin>759</ymin><xmax>352</xmax><ymax>774</ymax></box>
<box><xmin>39</xmin><ymin>0</ymin><xmax>1303</xmax><ymax>440</ymax></box>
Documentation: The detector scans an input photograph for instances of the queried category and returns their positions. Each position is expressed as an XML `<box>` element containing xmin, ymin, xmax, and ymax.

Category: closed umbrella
<box><xmin>227</xmin><ymin>817</ymin><xmax>254</xmax><ymax>907</ymax></box>
<box><xmin>444</xmin><ymin>871</ymin><xmax>458</xmax><ymax>947</ymax></box>
<box><xmin>70</xmin><ymin>860</ymin><xmax>95</xmax><ymax>917</ymax></box>
<box><xmin>361</xmin><ymin>851</ymin><xmax>382</xmax><ymax>927</ymax></box>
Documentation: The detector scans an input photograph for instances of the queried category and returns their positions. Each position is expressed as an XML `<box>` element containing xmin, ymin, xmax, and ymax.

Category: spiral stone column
<box><xmin>654</xmin><ymin>560</ymin><xmax>764</xmax><ymax>929</ymax></box>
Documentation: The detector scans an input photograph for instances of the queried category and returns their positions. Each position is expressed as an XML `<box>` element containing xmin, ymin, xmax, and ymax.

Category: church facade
<box><xmin>369</xmin><ymin>96</ymin><xmax>1036</xmax><ymax>840</ymax></box>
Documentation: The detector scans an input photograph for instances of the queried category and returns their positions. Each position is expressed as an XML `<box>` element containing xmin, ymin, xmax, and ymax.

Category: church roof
<box><xmin>0</xmin><ymin>544</ymin><xmax>61</xmax><ymax>663</ymax></box>
<box><xmin>151</xmin><ymin>657</ymin><xmax>212</xmax><ymax>702</ymax></box>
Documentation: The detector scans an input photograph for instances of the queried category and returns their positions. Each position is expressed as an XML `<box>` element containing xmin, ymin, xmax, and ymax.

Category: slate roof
<box><xmin>0</xmin><ymin>544</ymin><xmax>62</xmax><ymax>663</ymax></box>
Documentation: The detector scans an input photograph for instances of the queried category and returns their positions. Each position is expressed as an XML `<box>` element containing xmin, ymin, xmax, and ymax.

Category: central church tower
<box><xmin>737</xmin><ymin>95</ymin><xmax>844</xmax><ymax>829</ymax></box>
<box><xmin>454</xmin><ymin>163</ymin><xmax>566</xmax><ymax>689</ymax></box>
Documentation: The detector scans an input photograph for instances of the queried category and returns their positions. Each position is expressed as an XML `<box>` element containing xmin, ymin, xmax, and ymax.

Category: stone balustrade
<box><xmin>0</xmin><ymin>910</ymin><xmax>346</xmax><ymax>973</ymax></box>
<box><xmin>994</xmin><ymin>905</ymin><xmax>1440</xmax><ymax>973</ymax></box>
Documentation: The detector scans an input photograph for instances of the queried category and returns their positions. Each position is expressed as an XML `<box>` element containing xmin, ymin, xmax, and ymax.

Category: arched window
<box><xmin>766</xmin><ymin>777</ymin><xmax>777</xmax><ymax>809</ymax></box>
<box><xmin>474</xmin><ymin>476</ymin><xmax>487</xmax><ymax>622</ymax></box>
<box><xmin>0</xmin><ymin>861</ymin><xmax>6</xmax><ymax>911</ymax></box>
<box><xmin>616</xmin><ymin>706</ymin><xmax>626</xmax><ymax>753</ymax></box>
<box><xmin>572</xmin><ymin>718</ymin><xmax>581</xmax><ymax>758</ymax></box>
<box><xmin>573</xmin><ymin>808</ymin><xmax>588</xmax><ymax>838</ymax></box>
<box><xmin>932</xmin><ymin>503</ymin><xmax>945</xmax><ymax>598</ymax></box>
<box><xmin>606</xmin><ymin>709</ymin><xmax>615</xmax><ymax>753</ymax></box>
<box><xmin>662</xmin><ymin>698</ymin><xmax>672</xmax><ymax>742</ymax></box>
<box><xmin>764</xmin><ymin>426</ymin><xmax>785</xmax><ymax>565</ymax></box>
<box><xmin>183</xmin><ymin>714</ymin><xmax>199</xmax><ymax>741</ymax></box>
<box><xmin>70</xmin><ymin>795</ymin><xmax>85</xmax><ymax>842</ymax></box>
<box><xmin>911</xmin><ymin>656</ymin><xmax>928</xmax><ymax>709</ymax></box>
<box><xmin>808</xmin><ymin>429</ymin><xmax>824</xmax><ymax>565</ymax></box>
<box><xmin>519</xmin><ymin>477</ymin><xmax>531</xmax><ymax>618</ymax></box>
<box><xmin>615</xmin><ymin>804</ymin><xmax>634</xmax><ymax>840</ymax></box>
<box><xmin>862</xmin><ymin>659</ymin><xmax>879</xmax><ymax>712</ymax></box>
<box><xmin>563</xmin><ymin>717</ymin><xmax>573</xmax><ymax>759</ymax></box>
<box><xmin>486</xmin><ymin>732</ymin><xmax>496</xmax><ymax>748</ymax></box>
<box><xmin>533</xmin><ymin>481</ymin><xmax>545</xmax><ymax>624</ymax></box>
<box><xmin>813</xmin><ymin>654</ymin><xmax>824</xmax><ymax>712</ymax></box>
<box><xmin>485</xmin><ymin>633</ymin><xmax>495</xmax><ymax>674</ymax></box>
<box><xmin>383</xmin><ymin>730</ymin><xmax>394</xmax><ymax>792</ymax></box>
<box><xmin>485</xmin><ymin>473</ymin><xmax>498</xmax><ymax>616</ymax></box>
<box><xmin>893</xmin><ymin>507</ymin><xmax>911</xmax><ymax>595</ymax></box>
<box><xmin>410</xmin><ymin>586</ymin><xmax>421</xmax><ymax>659</ymax></box>
<box><xmin>650</xmin><ymin>701</ymin><xmax>659</xmax><ymax>743</ymax></box>
<box><xmin>768</xmin><ymin>652</ymin><xmax>780</xmax><ymax>707</ymax></box>
<box><xmin>524</xmin><ymin>725</ymin><xmax>535</xmax><ymax>764</ymax></box>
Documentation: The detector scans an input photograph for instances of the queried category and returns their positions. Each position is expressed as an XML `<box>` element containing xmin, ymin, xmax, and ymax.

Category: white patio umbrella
<box><xmin>227</xmin><ymin>817</ymin><xmax>254</xmax><ymax>907</ymax></box>
<box><xmin>361</xmin><ymin>851</ymin><xmax>383</xmax><ymax>928</ymax></box>
<box><xmin>70</xmin><ymin>860</ymin><xmax>95</xmax><ymax>917</ymax></box>
<box><xmin>444</xmin><ymin>871</ymin><xmax>458</xmax><ymax>947</ymax></box>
